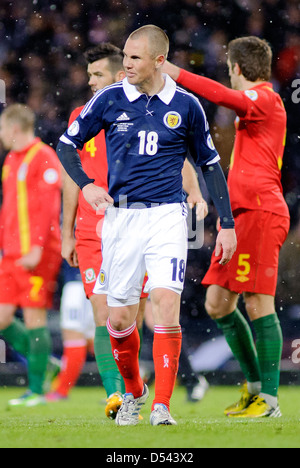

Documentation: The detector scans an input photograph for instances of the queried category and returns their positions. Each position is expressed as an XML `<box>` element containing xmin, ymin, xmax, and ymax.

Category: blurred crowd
<box><xmin>0</xmin><ymin>0</ymin><xmax>300</xmax><ymax>347</ymax></box>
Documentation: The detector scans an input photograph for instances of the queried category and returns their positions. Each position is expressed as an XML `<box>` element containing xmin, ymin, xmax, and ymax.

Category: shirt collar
<box><xmin>123</xmin><ymin>74</ymin><xmax>176</xmax><ymax>105</ymax></box>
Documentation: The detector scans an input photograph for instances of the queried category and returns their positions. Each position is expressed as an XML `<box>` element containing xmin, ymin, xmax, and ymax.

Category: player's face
<box><xmin>0</xmin><ymin>116</ymin><xmax>15</xmax><ymax>150</ymax></box>
<box><xmin>123</xmin><ymin>37</ymin><xmax>157</xmax><ymax>89</ymax></box>
<box><xmin>87</xmin><ymin>58</ymin><xmax>115</xmax><ymax>94</ymax></box>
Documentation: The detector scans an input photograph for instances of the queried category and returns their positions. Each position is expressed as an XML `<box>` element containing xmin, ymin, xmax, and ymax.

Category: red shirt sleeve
<box><xmin>177</xmin><ymin>69</ymin><xmax>248</xmax><ymax>117</ymax></box>
<box><xmin>0</xmin><ymin>207</ymin><xmax>3</xmax><ymax>252</ymax></box>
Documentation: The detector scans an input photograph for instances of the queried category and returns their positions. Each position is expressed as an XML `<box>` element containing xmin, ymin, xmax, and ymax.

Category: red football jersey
<box><xmin>0</xmin><ymin>138</ymin><xmax>61</xmax><ymax>257</ymax></box>
<box><xmin>177</xmin><ymin>70</ymin><xmax>289</xmax><ymax>218</ymax></box>
<box><xmin>68</xmin><ymin>107</ymin><xmax>108</xmax><ymax>234</ymax></box>
<box><xmin>228</xmin><ymin>83</ymin><xmax>289</xmax><ymax>217</ymax></box>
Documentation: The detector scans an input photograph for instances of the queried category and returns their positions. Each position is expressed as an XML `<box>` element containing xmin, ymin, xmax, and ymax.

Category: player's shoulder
<box><xmin>36</xmin><ymin>140</ymin><xmax>61</xmax><ymax>166</ymax></box>
<box><xmin>243</xmin><ymin>83</ymin><xmax>279</xmax><ymax>104</ymax></box>
<box><xmin>175</xmin><ymin>83</ymin><xmax>200</xmax><ymax>103</ymax></box>
<box><xmin>174</xmin><ymin>84</ymin><xmax>208</xmax><ymax>124</ymax></box>
<box><xmin>80</xmin><ymin>81</ymin><xmax>124</xmax><ymax>119</ymax></box>
<box><xmin>69</xmin><ymin>106</ymin><xmax>85</xmax><ymax>124</ymax></box>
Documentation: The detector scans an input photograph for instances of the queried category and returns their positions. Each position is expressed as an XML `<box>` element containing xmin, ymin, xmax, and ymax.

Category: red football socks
<box><xmin>56</xmin><ymin>341</ymin><xmax>87</xmax><ymax>397</ymax></box>
<box><xmin>107</xmin><ymin>320</ymin><xmax>182</xmax><ymax>411</ymax></box>
<box><xmin>152</xmin><ymin>326</ymin><xmax>182</xmax><ymax>411</ymax></box>
<box><xmin>107</xmin><ymin>320</ymin><xmax>144</xmax><ymax>398</ymax></box>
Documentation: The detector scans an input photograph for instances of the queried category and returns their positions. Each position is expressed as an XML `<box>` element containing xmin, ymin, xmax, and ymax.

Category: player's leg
<box><xmin>143</xmin><ymin>203</ymin><xmax>189</xmax><ymax>425</ymax></box>
<box><xmin>227</xmin><ymin>212</ymin><xmax>289</xmax><ymax>418</ymax></box>
<box><xmin>205</xmin><ymin>285</ymin><xmax>261</xmax><ymax>412</ymax></box>
<box><xmin>76</xmin><ymin>234</ymin><xmax>126</xmax><ymax>403</ymax></box>
<box><xmin>22</xmin><ymin>307</ymin><xmax>51</xmax><ymax>399</ymax></box>
<box><xmin>107</xmin><ymin>302</ymin><xmax>143</xmax><ymax>396</ymax></box>
<box><xmin>150</xmin><ymin>287</ymin><xmax>182</xmax><ymax>426</ymax></box>
<box><xmin>91</xmin><ymin>293</ymin><xmax>125</xmax><ymax>399</ymax></box>
<box><xmin>230</xmin><ymin>292</ymin><xmax>282</xmax><ymax>418</ymax></box>
<box><xmin>47</xmin><ymin>280</ymin><xmax>88</xmax><ymax>400</ymax></box>
<box><xmin>51</xmin><ymin>329</ymin><xmax>87</xmax><ymax>400</ymax></box>
<box><xmin>0</xmin><ymin>259</ymin><xmax>29</xmax><ymax>356</ymax></box>
<box><xmin>0</xmin><ymin>304</ymin><xmax>29</xmax><ymax>355</ymax></box>
<box><xmin>107</xmin><ymin>302</ymin><xmax>149</xmax><ymax>426</ymax></box>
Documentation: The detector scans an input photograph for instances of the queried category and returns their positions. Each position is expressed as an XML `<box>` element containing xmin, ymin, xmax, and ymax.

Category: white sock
<box><xmin>247</xmin><ymin>381</ymin><xmax>261</xmax><ymax>395</ymax></box>
<box><xmin>260</xmin><ymin>392</ymin><xmax>278</xmax><ymax>409</ymax></box>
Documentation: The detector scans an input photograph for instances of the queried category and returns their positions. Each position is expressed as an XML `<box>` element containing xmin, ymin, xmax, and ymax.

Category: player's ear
<box><xmin>155</xmin><ymin>54</ymin><xmax>166</xmax><ymax>69</ymax></box>
<box><xmin>233</xmin><ymin>62</ymin><xmax>242</xmax><ymax>76</ymax></box>
<box><xmin>115</xmin><ymin>70</ymin><xmax>126</xmax><ymax>82</ymax></box>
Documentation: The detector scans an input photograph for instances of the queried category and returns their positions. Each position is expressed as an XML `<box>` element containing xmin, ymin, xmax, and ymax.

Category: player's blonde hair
<box><xmin>1</xmin><ymin>104</ymin><xmax>35</xmax><ymax>132</ymax></box>
<box><xmin>128</xmin><ymin>25</ymin><xmax>169</xmax><ymax>60</ymax></box>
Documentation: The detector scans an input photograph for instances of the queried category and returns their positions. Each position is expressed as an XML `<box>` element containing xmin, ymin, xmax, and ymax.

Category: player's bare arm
<box><xmin>61</xmin><ymin>167</ymin><xmax>80</xmax><ymax>267</ymax></box>
<box><xmin>16</xmin><ymin>245</ymin><xmax>43</xmax><ymax>270</ymax></box>
<box><xmin>163</xmin><ymin>60</ymin><xmax>180</xmax><ymax>80</ymax></box>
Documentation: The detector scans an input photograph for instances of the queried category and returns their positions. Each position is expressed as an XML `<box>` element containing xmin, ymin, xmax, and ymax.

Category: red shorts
<box><xmin>76</xmin><ymin>230</ymin><xmax>103</xmax><ymax>299</ymax></box>
<box><xmin>76</xmin><ymin>228</ymin><xmax>149</xmax><ymax>300</ymax></box>
<box><xmin>202</xmin><ymin>210</ymin><xmax>290</xmax><ymax>296</ymax></box>
<box><xmin>0</xmin><ymin>252</ymin><xmax>61</xmax><ymax>309</ymax></box>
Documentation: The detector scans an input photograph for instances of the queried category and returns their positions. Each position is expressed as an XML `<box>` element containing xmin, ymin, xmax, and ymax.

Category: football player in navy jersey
<box><xmin>57</xmin><ymin>25</ymin><xmax>237</xmax><ymax>426</ymax></box>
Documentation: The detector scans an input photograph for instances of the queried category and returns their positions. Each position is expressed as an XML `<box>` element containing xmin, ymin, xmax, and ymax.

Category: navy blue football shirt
<box><xmin>60</xmin><ymin>75</ymin><xmax>220</xmax><ymax>206</ymax></box>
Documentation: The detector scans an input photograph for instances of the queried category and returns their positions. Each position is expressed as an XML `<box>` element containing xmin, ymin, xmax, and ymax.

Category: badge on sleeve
<box><xmin>67</xmin><ymin>120</ymin><xmax>80</xmax><ymax>137</ymax></box>
<box><xmin>244</xmin><ymin>90</ymin><xmax>258</xmax><ymax>101</ymax></box>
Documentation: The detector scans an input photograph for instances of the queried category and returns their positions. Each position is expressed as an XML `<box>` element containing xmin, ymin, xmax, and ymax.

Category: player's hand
<box><xmin>62</xmin><ymin>235</ymin><xmax>79</xmax><ymax>268</ymax></box>
<box><xmin>187</xmin><ymin>191</ymin><xmax>208</xmax><ymax>221</ymax></box>
<box><xmin>162</xmin><ymin>61</ymin><xmax>181</xmax><ymax>80</ymax></box>
<box><xmin>16</xmin><ymin>245</ymin><xmax>43</xmax><ymax>270</ymax></box>
<box><xmin>215</xmin><ymin>228</ymin><xmax>237</xmax><ymax>266</ymax></box>
<box><xmin>82</xmin><ymin>183</ymin><xmax>114</xmax><ymax>211</ymax></box>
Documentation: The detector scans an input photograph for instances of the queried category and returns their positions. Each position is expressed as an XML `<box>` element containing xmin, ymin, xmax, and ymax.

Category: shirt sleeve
<box><xmin>178</xmin><ymin>69</ymin><xmax>248</xmax><ymax>117</ymax></box>
<box><xmin>0</xmin><ymin>207</ymin><xmax>3</xmax><ymax>252</ymax></box>
<box><xmin>187</xmin><ymin>94</ymin><xmax>220</xmax><ymax>167</ymax></box>
<box><xmin>60</xmin><ymin>93</ymin><xmax>106</xmax><ymax>150</ymax></box>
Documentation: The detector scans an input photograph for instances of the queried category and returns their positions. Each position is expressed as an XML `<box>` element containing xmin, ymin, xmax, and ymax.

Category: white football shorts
<box><xmin>93</xmin><ymin>203</ymin><xmax>188</xmax><ymax>307</ymax></box>
<box><xmin>60</xmin><ymin>281</ymin><xmax>95</xmax><ymax>339</ymax></box>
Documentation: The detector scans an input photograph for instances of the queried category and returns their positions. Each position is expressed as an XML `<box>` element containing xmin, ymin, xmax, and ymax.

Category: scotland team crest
<box><xmin>163</xmin><ymin>111</ymin><xmax>182</xmax><ymax>129</ymax></box>
<box><xmin>99</xmin><ymin>269</ymin><xmax>107</xmax><ymax>286</ymax></box>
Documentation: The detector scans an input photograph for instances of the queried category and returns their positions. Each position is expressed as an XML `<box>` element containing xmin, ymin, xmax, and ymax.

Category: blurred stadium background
<box><xmin>0</xmin><ymin>0</ymin><xmax>300</xmax><ymax>388</ymax></box>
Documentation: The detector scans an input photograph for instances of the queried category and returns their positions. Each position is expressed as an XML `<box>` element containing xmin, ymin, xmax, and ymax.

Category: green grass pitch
<box><xmin>0</xmin><ymin>385</ymin><xmax>299</xmax><ymax>448</ymax></box>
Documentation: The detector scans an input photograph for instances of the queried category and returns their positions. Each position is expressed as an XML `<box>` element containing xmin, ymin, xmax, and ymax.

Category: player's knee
<box><xmin>0</xmin><ymin>305</ymin><xmax>16</xmax><ymax>330</ymax></box>
<box><xmin>151</xmin><ymin>291</ymin><xmax>180</xmax><ymax>326</ymax></box>
<box><xmin>205</xmin><ymin>296</ymin><xmax>221</xmax><ymax>320</ymax></box>
<box><xmin>205</xmin><ymin>295</ymin><xmax>232</xmax><ymax>320</ymax></box>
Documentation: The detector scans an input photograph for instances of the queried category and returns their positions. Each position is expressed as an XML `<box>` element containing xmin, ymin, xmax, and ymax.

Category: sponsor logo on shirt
<box><xmin>116</xmin><ymin>112</ymin><xmax>130</xmax><ymax>121</ymax></box>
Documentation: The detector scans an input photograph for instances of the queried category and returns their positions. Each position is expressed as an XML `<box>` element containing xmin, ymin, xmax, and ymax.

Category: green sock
<box><xmin>252</xmin><ymin>314</ymin><xmax>283</xmax><ymax>398</ymax></box>
<box><xmin>94</xmin><ymin>326</ymin><xmax>125</xmax><ymax>397</ymax></box>
<box><xmin>216</xmin><ymin>309</ymin><xmax>261</xmax><ymax>384</ymax></box>
<box><xmin>0</xmin><ymin>319</ymin><xmax>29</xmax><ymax>356</ymax></box>
<box><xmin>27</xmin><ymin>328</ymin><xmax>51</xmax><ymax>395</ymax></box>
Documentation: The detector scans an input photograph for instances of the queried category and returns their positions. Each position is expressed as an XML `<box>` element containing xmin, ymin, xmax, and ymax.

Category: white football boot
<box><xmin>150</xmin><ymin>403</ymin><xmax>177</xmax><ymax>426</ymax></box>
<box><xmin>115</xmin><ymin>384</ymin><xmax>149</xmax><ymax>426</ymax></box>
